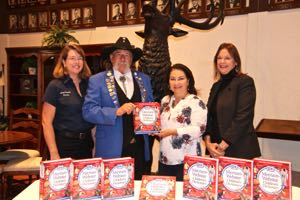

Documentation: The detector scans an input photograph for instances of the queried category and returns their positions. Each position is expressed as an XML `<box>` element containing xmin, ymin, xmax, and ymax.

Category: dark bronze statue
<box><xmin>136</xmin><ymin>0</ymin><xmax>225</xmax><ymax>102</ymax></box>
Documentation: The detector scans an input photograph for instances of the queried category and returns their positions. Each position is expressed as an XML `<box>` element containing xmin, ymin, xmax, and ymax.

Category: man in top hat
<box><xmin>83</xmin><ymin>37</ymin><xmax>153</xmax><ymax>180</ymax></box>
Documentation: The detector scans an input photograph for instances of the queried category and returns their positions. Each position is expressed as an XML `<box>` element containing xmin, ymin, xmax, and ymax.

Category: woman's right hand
<box><xmin>50</xmin><ymin>152</ymin><xmax>60</xmax><ymax>160</ymax></box>
<box><xmin>205</xmin><ymin>140</ymin><xmax>224</xmax><ymax>158</ymax></box>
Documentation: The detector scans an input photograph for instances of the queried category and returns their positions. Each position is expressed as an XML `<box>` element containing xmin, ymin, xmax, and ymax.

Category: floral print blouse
<box><xmin>159</xmin><ymin>94</ymin><xmax>207</xmax><ymax>165</ymax></box>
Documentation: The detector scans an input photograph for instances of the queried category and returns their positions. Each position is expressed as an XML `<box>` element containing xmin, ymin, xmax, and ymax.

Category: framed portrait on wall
<box><xmin>112</xmin><ymin>3</ymin><xmax>124</xmax><ymax>21</ymax></box>
<box><xmin>83</xmin><ymin>7</ymin><xmax>94</xmax><ymax>24</ymax></box>
<box><xmin>187</xmin><ymin>0</ymin><xmax>202</xmax><ymax>18</ymax></box>
<box><xmin>60</xmin><ymin>9</ymin><xmax>70</xmax><ymax>26</ymax></box>
<box><xmin>126</xmin><ymin>1</ymin><xmax>137</xmax><ymax>20</ymax></box>
<box><xmin>188</xmin><ymin>0</ymin><xmax>201</xmax><ymax>13</ymax></box>
<box><xmin>71</xmin><ymin>8</ymin><xmax>82</xmax><ymax>26</ymax></box>
<box><xmin>49</xmin><ymin>10</ymin><xmax>59</xmax><ymax>25</ymax></box>
<box><xmin>8</xmin><ymin>0</ymin><xmax>18</xmax><ymax>8</ymax></box>
<box><xmin>139</xmin><ymin>0</ymin><xmax>151</xmax><ymax>21</ymax></box>
<box><xmin>18</xmin><ymin>14</ymin><xmax>28</xmax><ymax>31</ymax></box>
<box><xmin>38</xmin><ymin>11</ymin><xmax>48</xmax><ymax>29</ymax></box>
<box><xmin>125</xmin><ymin>0</ymin><xmax>138</xmax><ymax>24</ymax></box>
<box><xmin>225</xmin><ymin>0</ymin><xmax>241</xmax><ymax>9</ymax></box>
<box><xmin>175</xmin><ymin>0</ymin><xmax>186</xmax><ymax>14</ymax></box>
<box><xmin>205</xmin><ymin>0</ymin><xmax>220</xmax><ymax>11</ymax></box>
<box><xmin>18</xmin><ymin>0</ymin><xmax>27</xmax><ymax>7</ymax></box>
<box><xmin>9</xmin><ymin>14</ymin><xmax>18</xmax><ymax>32</ymax></box>
<box><xmin>28</xmin><ymin>13</ymin><xmax>38</xmax><ymax>29</ymax></box>
<box><xmin>107</xmin><ymin>1</ymin><xmax>124</xmax><ymax>26</ymax></box>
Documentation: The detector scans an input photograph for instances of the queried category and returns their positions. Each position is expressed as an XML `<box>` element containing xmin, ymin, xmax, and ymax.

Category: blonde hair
<box><xmin>53</xmin><ymin>44</ymin><xmax>91</xmax><ymax>79</ymax></box>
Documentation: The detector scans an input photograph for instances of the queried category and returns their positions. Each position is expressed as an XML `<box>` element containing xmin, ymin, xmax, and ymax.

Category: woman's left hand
<box><xmin>157</xmin><ymin>129</ymin><xmax>177</xmax><ymax>138</ymax></box>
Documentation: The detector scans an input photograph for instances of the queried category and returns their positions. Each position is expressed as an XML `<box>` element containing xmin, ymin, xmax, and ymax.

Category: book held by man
<box><xmin>183</xmin><ymin>155</ymin><xmax>218</xmax><ymax>200</ymax></box>
<box><xmin>253</xmin><ymin>158</ymin><xmax>292</xmax><ymax>200</ymax></box>
<box><xmin>134</xmin><ymin>102</ymin><xmax>160</xmax><ymax>134</ymax></box>
<box><xmin>218</xmin><ymin>156</ymin><xmax>253</xmax><ymax>200</ymax></box>
<box><xmin>139</xmin><ymin>175</ymin><xmax>176</xmax><ymax>200</ymax></box>
<box><xmin>71</xmin><ymin>158</ymin><xmax>103</xmax><ymax>199</ymax></box>
<box><xmin>102</xmin><ymin>157</ymin><xmax>134</xmax><ymax>199</ymax></box>
<box><xmin>39</xmin><ymin>158</ymin><xmax>73</xmax><ymax>200</ymax></box>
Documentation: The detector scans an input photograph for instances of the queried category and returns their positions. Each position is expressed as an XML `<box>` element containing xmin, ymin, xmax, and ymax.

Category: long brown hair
<box><xmin>53</xmin><ymin>44</ymin><xmax>91</xmax><ymax>79</ymax></box>
<box><xmin>213</xmin><ymin>43</ymin><xmax>242</xmax><ymax>80</ymax></box>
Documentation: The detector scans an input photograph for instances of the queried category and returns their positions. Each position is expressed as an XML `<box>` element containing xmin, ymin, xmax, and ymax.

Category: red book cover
<box><xmin>218</xmin><ymin>156</ymin><xmax>253</xmax><ymax>200</ymax></box>
<box><xmin>253</xmin><ymin>158</ymin><xmax>292</xmax><ymax>200</ymax></box>
<box><xmin>71</xmin><ymin>158</ymin><xmax>103</xmax><ymax>200</ymax></box>
<box><xmin>39</xmin><ymin>158</ymin><xmax>73</xmax><ymax>200</ymax></box>
<box><xmin>134</xmin><ymin>102</ymin><xmax>160</xmax><ymax>134</ymax></box>
<box><xmin>102</xmin><ymin>157</ymin><xmax>134</xmax><ymax>199</ymax></box>
<box><xmin>183</xmin><ymin>155</ymin><xmax>218</xmax><ymax>200</ymax></box>
<box><xmin>139</xmin><ymin>175</ymin><xmax>176</xmax><ymax>200</ymax></box>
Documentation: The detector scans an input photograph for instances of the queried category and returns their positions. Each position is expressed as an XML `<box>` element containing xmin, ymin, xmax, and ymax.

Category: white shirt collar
<box><xmin>113</xmin><ymin>69</ymin><xmax>133</xmax><ymax>81</ymax></box>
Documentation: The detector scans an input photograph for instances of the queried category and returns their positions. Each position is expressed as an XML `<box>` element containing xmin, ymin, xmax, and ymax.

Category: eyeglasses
<box><xmin>67</xmin><ymin>56</ymin><xmax>84</xmax><ymax>62</ymax></box>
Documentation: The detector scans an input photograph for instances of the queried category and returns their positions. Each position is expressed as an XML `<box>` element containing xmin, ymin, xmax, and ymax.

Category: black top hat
<box><xmin>102</xmin><ymin>37</ymin><xmax>142</xmax><ymax>62</ymax></box>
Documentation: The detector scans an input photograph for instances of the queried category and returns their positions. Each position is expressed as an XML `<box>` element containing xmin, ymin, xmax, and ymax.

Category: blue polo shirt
<box><xmin>43</xmin><ymin>76</ymin><xmax>93</xmax><ymax>133</ymax></box>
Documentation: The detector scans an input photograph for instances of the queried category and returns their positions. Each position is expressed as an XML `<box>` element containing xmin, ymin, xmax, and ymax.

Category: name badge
<box><xmin>60</xmin><ymin>91</ymin><xmax>71</xmax><ymax>97</ymax></box>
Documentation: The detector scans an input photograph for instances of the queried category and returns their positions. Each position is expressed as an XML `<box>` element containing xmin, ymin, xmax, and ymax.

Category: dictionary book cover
<box><xmin>71</xmin><ymin>158</ymin><xmax>103</xmax><ymax>200</ymax></box>
<box><xmin>102</xmin><ymin>157</ymin><xmax>134</xmax><ymax>199</ymax></box>
<box><xmin>39</xmin><ymin>158</ymin><xmax>73</xmax><ymax>200</ymax></box>
<box><xmin>139</xmin><ymin>175</ymin><xmax>176</xmax><ymax>200</ymax></box>
<box><xmin>183</xmin><ymin>155</ymin><xmax>218</xmax><ymax>200</ymax></box>
<box><xmin>218</xmin><ymin>156</ymin><xmax>253</xmax><ymax>200</ymax></box>
<box><xmin>133</xmin><ymin>102</ymin><xmax>160</xmax><ymax>134</ymax></box>
<box><xmin>253</xmin><ymin>158</ymin><xmax>292</xmax><ymax>200</ymax></box>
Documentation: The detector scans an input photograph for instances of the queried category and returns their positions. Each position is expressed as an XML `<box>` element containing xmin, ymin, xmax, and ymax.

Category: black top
<box><xmin>115</xmin><ymin>76</ymin><xmax>144</xmax><ymax>150</ymax></box>
<box><xmin>209</xmin><ymin>70</ymin><xmax>237</xmax><ymax>144</ymax></box>
<box><xmin>43</xmin><ymin>76</ymin><xmax>93</xmax><ymax>133</ymax></box>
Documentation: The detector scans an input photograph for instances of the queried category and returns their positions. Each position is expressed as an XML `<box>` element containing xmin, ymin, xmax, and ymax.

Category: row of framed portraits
<box><xmin>8</xmin><ymin>6</ymin><xmax>95</xmax><ymax>33</ymax></box>
<box><xmin>107</xmin><ymin>0</ymin><xmax>300</xmax><ymax>26</ymax></box>
<box><xmin>7</xmin><ymin>0</ymin><xmax>86</xmax><ymax>8</ymax></box>
<box><xmin>6</xmin><ymin>0</ymin><xmax>300</xmax><ymax>32</ymax></box>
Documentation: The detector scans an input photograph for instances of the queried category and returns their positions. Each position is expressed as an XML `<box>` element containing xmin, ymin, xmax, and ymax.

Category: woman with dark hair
<box><xmin>42</xmin><ymin>44</ymin><xmax>94</xmax><ymax>160</ymax></box>
<box><xmin>157</xmin><ymin>63</ymin><xmax>207</xmax><ymax>181</ymax></box>
<box><xmin>204</xmin><ymin>43</ymin><xmax>261</xmax><ymax>159</ymax></box>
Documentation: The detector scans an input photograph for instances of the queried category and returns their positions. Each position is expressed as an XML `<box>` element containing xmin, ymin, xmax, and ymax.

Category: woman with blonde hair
<box><xmin>43</xmin><ymin>44</ymin><xmax>94</xmax><ymax>160</ymax></box>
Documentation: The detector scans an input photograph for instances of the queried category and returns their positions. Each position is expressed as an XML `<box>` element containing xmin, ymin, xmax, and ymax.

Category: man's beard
<box><xmin>116</xmin><ymin>62</ymin><xmax>131</xmax><ymax>73</ymax></box>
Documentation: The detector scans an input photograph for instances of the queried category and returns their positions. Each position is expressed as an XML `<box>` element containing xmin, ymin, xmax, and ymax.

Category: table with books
<box><xmin>12</xmin><ymin>179</ymin><xmax>300</xmax><ymax>200</ymax></box>
<box><xmin>13</xmin><ymin>155</ymin><xmax>300</xmax><ymax>200</ymax></box>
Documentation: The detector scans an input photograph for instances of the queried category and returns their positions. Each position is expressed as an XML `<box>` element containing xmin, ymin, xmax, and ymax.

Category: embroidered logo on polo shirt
<box><xmin>60</xmin><ymin>91</ymin><xmax>71</xmax><ymax>96</ymax></box>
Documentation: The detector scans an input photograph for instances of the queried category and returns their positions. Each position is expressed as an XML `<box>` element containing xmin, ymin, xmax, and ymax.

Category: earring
<box><xmin>235</xmin><ymin>66</ymin><xmax>239</xmax><ymax>72</ymax></box>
